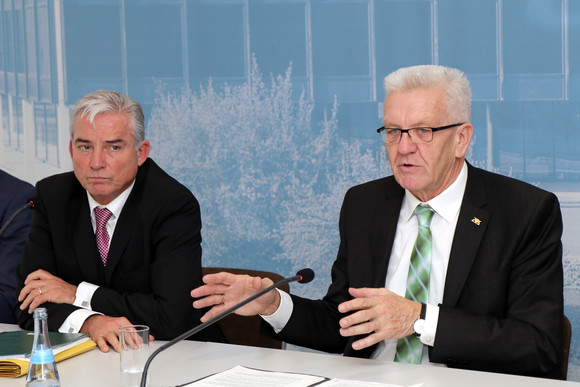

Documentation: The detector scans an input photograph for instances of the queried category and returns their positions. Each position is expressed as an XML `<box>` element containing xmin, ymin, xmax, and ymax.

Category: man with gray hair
<box><xmin>192</xmin><ymin>65</ymin><xmax>564</xmax><ymax>378</ymax></box>
<box><xmin>17</xmin><ymin>90</ymin><xmax>224</xmax><ymax>352</ymax></box>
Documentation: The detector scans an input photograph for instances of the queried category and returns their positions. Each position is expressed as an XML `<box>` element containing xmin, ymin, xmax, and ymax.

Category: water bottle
<box><xmin>25</xmin><ymin>308</ymin><xmax>61</xmax><ymax>387</ymax></box>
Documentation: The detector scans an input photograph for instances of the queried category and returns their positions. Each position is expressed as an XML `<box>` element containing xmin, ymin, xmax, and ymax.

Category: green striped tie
<box><xmin>394</xmin><ymin>204</ymin><xmax>435</xmax><ymax>364</ymax></box>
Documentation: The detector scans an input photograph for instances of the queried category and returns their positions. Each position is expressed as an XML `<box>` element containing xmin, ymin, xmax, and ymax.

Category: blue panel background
<box><xmin>2</xmin><ymin>0</ymin><xmax>580</xmax><ymax>379</ymax></box>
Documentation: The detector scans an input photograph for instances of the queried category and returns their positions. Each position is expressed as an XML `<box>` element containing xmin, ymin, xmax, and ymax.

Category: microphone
<box><xmin>139</xmin><ymin>268</ymin><xmax>315</xmax><ymax>387</ymax></box>
<box><xmin>0</xmin><ymin>199</ymin><xmax>34</xmax><ymax>238</ymax></box>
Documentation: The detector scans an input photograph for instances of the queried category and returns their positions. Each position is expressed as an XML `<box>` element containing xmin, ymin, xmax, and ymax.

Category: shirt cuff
<box><xmin>73</xmin><ymin>282</ymin><xmax>99</xmax><ymax>310</ymax></box>
<box><xmin>260</xmin><ymin>289</ymin><xmax>293</xmax><ymax>333</ymax></box>
<box><xmin>419</xmin><ymin>303</ymin><xmax>439</xmax><ymax>346</ymax></box>
<box><xmin>58</xmin><ymin>309</ymin><xmax>101</xmax><ymax>333</ymax></box>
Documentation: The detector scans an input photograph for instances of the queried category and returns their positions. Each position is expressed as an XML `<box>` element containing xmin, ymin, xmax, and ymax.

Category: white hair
<box><xmin>70</xmin><ymin>89</ymin><xmax>145</xmax><ymax>148</ymax></box>
<box><xmin>383</xmin><ymin>65</ymin><xmax>472</xmax><ymax>122</ymax></box>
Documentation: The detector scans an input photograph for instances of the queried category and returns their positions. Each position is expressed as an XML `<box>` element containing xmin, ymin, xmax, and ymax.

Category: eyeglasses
<box><xmin>376</xmin><ymin>123</ymin><xmax>465</xmax><ymax>144</ymax></box>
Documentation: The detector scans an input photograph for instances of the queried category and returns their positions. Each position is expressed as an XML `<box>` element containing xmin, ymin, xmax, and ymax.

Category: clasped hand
<box><xmin>18</xmin><ymin>269</ymin><xmax>77</xmax><ymax>314</ymax></box>
<box><xmin>17</xmin><ymin>269</ymin><xmax>156</xmax><ymax>353</ymax></box>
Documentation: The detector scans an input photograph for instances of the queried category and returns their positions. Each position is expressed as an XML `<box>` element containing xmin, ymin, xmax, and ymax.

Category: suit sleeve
<box><xmin>430</xmin><ymin>192</ymin><xmax>563</xmax><ymax>377</ymax></box>
<box><xmin>16</xmin><ymin>188</ymin><xmax>81</xmax><ymax>330</ymax></box>
<box><xmin>263</xmin><ymin>188</ymin><xmax>355</xmax><ymax>354</ymax></box>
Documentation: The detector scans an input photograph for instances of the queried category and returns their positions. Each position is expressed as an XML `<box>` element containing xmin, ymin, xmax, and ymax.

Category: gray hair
<box><xmin>383</xmin><ymin>65</ymin><xmax>472</xmax><ymax>122</ymax></box>
<box><xmin>70</xmin><ymin>90</ymin><xmax>145</xmax><ymax>147</ymax></box>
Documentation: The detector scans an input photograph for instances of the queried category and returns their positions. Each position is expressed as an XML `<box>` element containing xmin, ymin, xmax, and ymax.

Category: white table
<box><xmin>2</xmin><ymin>323</ymin><xmax>579</xmax><ymax>387</ymax></box>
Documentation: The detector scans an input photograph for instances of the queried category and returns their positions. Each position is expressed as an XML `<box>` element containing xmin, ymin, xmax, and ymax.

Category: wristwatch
<box><xmin>412</xmin><ymin>303</ymin><xmax>427</xmax><ymax>337</ymax></box>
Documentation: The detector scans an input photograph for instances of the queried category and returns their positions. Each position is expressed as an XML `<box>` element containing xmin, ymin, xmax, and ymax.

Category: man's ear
<box><xmin>455</xmin><ymin>123</ymin><xmax>473</xmax><ymax>158</ymax></box>
<box><xmin>136</xmin><ymin>141</ymin><xmax>150</xmax><ymax>166</ymax></box>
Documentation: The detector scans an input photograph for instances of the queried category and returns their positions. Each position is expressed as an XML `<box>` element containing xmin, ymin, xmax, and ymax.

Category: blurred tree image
<box><xmin>149</xmin><ymin>58</ymin><xmax>385</xmax><ymax>297</ymax></box>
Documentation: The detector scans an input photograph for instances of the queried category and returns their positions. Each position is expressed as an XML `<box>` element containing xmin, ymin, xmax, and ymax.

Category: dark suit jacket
<box><xmin>16</xmin><ymin>158</ymin><xmax>223</xmax><ymax>342</ymax></box>
<box><xmin>0</xmin><ymin>170</ymin><xmax>34</xmax><ymax>323</ymax></box>
<box><xmin>266</xmin><ymin>163</ymin><xmax>563</xmax><ymax>378</ymax></box>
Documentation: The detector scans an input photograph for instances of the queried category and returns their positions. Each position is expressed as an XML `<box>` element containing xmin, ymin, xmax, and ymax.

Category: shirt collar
<box><xmin>87</xmin><ymin>180</ymin><xmax>136</xmax><ymax>220</ymax></box>
<box><xmin>401</xmin><ymin>161</ymin><xmax>468</xmax><ymax>224</ymax></box>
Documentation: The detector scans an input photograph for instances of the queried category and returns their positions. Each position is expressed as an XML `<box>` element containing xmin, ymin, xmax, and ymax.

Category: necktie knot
<box><xmin>415</xmin><ymin>205</ymin><xmax>435</xmax><ymax>228</ymax></box>
<box><xmin>94</xmin><ymin>207</ymin><xmax>113</xmax><ymax>229</ymax></box>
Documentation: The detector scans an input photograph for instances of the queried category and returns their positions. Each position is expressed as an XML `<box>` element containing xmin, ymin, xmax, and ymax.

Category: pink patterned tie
<box><xmin>94</xmin><ymin>207</ymin><xmax>113</xmax><ymax>266</ymax></box>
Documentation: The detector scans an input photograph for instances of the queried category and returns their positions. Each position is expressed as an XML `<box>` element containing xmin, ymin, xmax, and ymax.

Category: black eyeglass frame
<box><xmin>376</xmin><ymin>122</ymin><xmax>465</xmax><ymax>143</ymax></box>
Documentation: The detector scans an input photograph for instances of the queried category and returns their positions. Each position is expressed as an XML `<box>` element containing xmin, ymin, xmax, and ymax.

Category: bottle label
<box><xmin>30</xmin><ymin>348</ymin><xmax>55</xmax><ymax>364</ymax></box>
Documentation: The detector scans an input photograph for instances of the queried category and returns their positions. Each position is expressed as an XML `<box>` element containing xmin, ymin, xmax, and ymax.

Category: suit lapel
<box><xmin>371</xmin><ymin>182</ymin><xmax>404</xmax><ymax>288</ymax></box>
<box><xmin>442</xmin><ymin>166</ymin><xmax>490</xmax><ymax>306</ymax></box>
<box><xmin>103</xmin><ymin>165</ymin><xmax>146</xmax><ymax>285</ymax></box>
<box><xmin>346</xmin><ymin>179</ymin><xmax>403</xmax><ymax>359</ymax></box>
<box><xmin>72</xmin><ymin>194</ymin><xmax>101</xmax><ymax>284</ymax></box>
<box><xmin>104</xmin><ymin>202</ymin><xmax>134</xmax><ymax>285</ymax></box>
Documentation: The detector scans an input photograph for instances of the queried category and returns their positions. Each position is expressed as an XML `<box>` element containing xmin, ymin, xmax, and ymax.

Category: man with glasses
<box><xmin>192</xmin><ymin>65</ymin><xmax>563</xmax><ymax>378</ymax></box>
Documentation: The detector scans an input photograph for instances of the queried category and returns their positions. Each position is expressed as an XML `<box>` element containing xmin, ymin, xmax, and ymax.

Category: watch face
<box><xmin>414</xmin><ymin>319</ymin><xmax>425</xmax><ymax>335</ymax></box>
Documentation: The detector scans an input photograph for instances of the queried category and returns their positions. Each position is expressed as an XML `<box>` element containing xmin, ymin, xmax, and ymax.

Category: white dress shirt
<box><xmin>263</xmin><ymin>162</ymin><xmax>468</xmax><ymax>365</ymax></box>
<box><xmin>373</xmin><ymin>162</ymin><xmax>467</xmax><ymax>363</ymax></box>
<box><xmin>58</xmin><ymin>181</ymin><xmax>135</xmax><ymax>333</ymax></box>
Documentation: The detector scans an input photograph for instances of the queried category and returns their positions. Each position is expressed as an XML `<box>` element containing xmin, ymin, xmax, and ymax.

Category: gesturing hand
<box><xmin>191</xmin><ymin>272</ymin><xmax>281</xmax><ymax>322</ymax></box>
<box><xmin>338</xmin><ymin>287</ymin><xmax>421</xmax><ymax>351</ymax></box>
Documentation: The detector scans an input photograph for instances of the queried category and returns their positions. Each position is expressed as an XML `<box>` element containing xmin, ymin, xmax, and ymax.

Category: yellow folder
<box><xmin>0</xmin><ymin>334</ymin><xmax>96</xmax><ymax>378</ymax></box>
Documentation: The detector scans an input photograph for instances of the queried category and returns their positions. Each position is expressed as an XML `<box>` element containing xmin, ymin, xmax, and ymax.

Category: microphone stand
<box><xmin>139</xmin><ymin>270</ymin><xmax>313</xmax><ymax>387</ymax></box>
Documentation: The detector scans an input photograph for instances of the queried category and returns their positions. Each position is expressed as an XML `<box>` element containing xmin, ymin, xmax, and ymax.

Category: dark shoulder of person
<box><xmin>137</xmin><ymin>158</ymin><xmax>199</xmax><ymax>205</ymax></box>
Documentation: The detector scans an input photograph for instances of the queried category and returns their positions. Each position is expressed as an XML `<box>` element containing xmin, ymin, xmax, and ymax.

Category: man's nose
<box><xmin>90</xmin><ymin>149</ymin><xmax>106</xmax><ymax>169</ymax></box>
<box><xmin>396</xmin><ymin>131</ymin><xmax>416</xmax><ymax>153</ymax></box>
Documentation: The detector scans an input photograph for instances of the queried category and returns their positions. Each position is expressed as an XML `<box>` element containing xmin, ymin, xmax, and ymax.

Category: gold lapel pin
<box><xmin>471</xmin><ymin>217</ymin><xmax>482</xmax><ymax>226</ymax></box>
